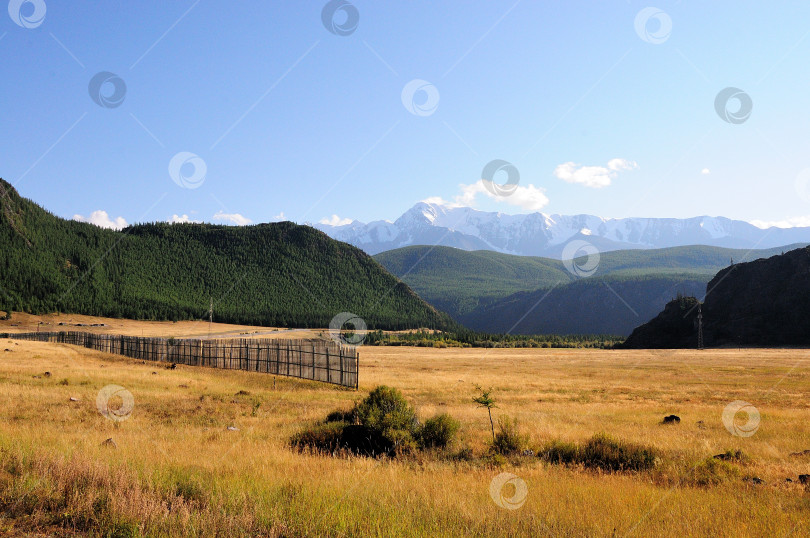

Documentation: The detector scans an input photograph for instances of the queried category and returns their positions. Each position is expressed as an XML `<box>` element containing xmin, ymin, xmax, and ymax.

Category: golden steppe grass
<box><xmin>0</xmin><ymin>333</ymin><xmax>808</xmax><ymax>536</ymax></box>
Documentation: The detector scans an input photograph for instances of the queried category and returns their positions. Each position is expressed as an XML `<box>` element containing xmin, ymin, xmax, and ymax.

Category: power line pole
<box><xmin>697</xmin><ymin>303</ymin><xmax>704</xmax><ymax>350</ymax></box>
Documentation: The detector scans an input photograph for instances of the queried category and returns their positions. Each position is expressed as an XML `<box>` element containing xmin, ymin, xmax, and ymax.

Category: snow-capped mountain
<box><xmin>313</xmin><ymin>202</ymin><xmax>810</xmax><ymax>258</ymax></box>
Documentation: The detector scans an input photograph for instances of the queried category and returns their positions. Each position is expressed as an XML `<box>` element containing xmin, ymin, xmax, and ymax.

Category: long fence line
<box><xmin>2</xmin><ymin>331</ymin><xmax>358</xmax><ymax>389</ymax></box>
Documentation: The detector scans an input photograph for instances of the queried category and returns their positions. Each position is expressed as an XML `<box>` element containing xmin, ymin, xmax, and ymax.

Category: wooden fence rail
<box><xmin>2</xmin><ymin>331</ymin><xmax>358</xmax><ymax>389</ymax></box>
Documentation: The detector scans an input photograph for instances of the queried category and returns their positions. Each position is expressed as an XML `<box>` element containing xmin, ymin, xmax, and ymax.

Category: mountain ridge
<box><xmin>0</xmin><ymin>178</ymin><xmax>454</xmax><ymax>331</ymax></box>
<box><xmin>317</xmin><ymin>201</ymin><xmax>810</xmax><ymax>257</ymax></box>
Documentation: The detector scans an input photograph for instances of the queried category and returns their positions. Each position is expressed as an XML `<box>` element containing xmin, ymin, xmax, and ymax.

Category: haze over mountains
<box><xmin>316</xmin><ymin>202</ymin><xmax>810</xmax><ymax>258</ymax></box>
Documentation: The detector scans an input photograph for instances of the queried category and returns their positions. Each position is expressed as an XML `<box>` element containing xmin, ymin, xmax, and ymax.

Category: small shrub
<box><xmin>538</xmin><ymin>440</ymin><xmax>579</xmax><ymax>464</ymax></box>
<box><xmin>290</xmin><ymin>422</ymin><xmax>345</xmax><ymax>454</ymax></box>
<box><xmin>690</xmin><ymin>457</ymin><xmax>741</xmax><ymax>486</ymax></box>
<box><xmin>325</xmin><ymin>406</ymin><xmax>358</xmax><ymax>424</ymax></box>
<box><xmin>356</xmin><ymin>386</ymin><xmax>418</xmax><ymax>453</ymax></box>
<box><xmin>291</xmin><ymin>422</ymin><xmax>393</xmax><ymax>456</ymax></box>
<box><xmin>539</xmin><ymin>434</ymin><xmax>658</xmax><ymax>472</ymax></box>
<box><xmin>418</xmin><ymin>413</ymin><xmax>460</xmax><ymax>449</ymax></box>
<box><xmin>579</xmin><ymin>433</ymin><xmax>658</xmax><ymax>471</ymax></box>
<box><xmin>491</xmin><ymin>416</ymin><xmax>528</xmax><ymax>455</ymax></box>
<box><xmin>57</xmin><ymin>378</ymin><xmax>69</xmax><ymax>386</ymax></box>
<box><xmin>451</xmin><ymin>446</ymin><xmax>474</xmax><ymax>461</ymax></box>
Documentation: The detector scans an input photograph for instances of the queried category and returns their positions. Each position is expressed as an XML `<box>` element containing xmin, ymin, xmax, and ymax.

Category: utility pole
<box><xmin>697</xmin><ymin>303</ymin><xmax>704</xmax><ymax>350</ymax></box>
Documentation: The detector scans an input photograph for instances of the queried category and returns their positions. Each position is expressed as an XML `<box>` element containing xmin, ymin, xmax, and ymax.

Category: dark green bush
<box><xmin>538</xmin><ymin>439</ymin><xmax>579</xmax><ymax>464</ymax></box>
<box><xmin>292</xmin><ymin>386</ymin><xmax>463</xmax><ymax>457</ymax></box>
<box><xmin>290</xmin><ymin>422</ymin><xmax>345</xmax><ymax>453</ymax></box>
<box><xmin>539</xmin><ymin>433</ymin><xmax>658</xmax><ymax>472</ymax></box>
<box><xmin>418</xmin><ymin>413</ymin><xmax>460</xmax><ymax>449</ymax></box>
<box><xmin>356</xmin><ymin>386</ymin><xmax>418</xmax><ymax>453</ymax></box>
<box><xmin>491</xmin><ymin>416</ymin><xmax>528</xmax><ymax>455</ymax></box>
<box><xmin>580</xmin><ymin>433</ymin><xmax>657</xmax><ymax>471</ymax></box>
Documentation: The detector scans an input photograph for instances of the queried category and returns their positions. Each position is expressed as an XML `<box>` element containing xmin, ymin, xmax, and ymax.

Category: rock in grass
<box><xmin>799</xmin><ymin>474</ymin><xmax>810</xmax><ymax>485</ymax></box>
<box><xmin>101</xmin><ymin>438</ymin><xmax>117</xmax><ymax>449</ymax></box>
<box><xmin>69</xmin><ymin>397</ymin><xmax>79</xmax><ymax>402</ymax></box>
<box><xmin>662</xmin><ymin>415</ymin><xmax>680</xmax><ymax>424</ymax></box>
<box><xmin>789</xmin><ymin>449</ymin><xmax>810</xmax><ymax>457</ymax></box>
<box><xmin>227</xmin><ymin>426</ymin><xmax>239</xmax><ymax>432</ymax></box>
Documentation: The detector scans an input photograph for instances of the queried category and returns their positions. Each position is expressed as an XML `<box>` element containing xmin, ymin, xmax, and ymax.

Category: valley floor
<box><xmin>0</xmin><ymin>325</ymin><xmax>808</xmax><ymax>536</ymax></box>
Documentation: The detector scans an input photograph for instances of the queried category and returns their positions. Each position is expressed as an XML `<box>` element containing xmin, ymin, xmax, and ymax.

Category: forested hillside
<box><xmin>375</xmin><ymin>244</ymin><xmax>801</xmax><ymax>335</ymax></box>
<box><xmin>0</xmin><ymin>179</ymin><xmax>453</xmax><ymax>330</ymax></box>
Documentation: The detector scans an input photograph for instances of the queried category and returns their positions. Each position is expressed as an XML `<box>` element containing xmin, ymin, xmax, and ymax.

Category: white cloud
<box><xmin>425</xmin><ymin>180</ymin><xmax>550</xmax><ymax>212</ymax></box>
<box><xmin>212</xmin><ymin>211</ymin><xmax>252</xmax><ymax>226</ymax></box>
<box><xmin>272</xmin><ymin>212</ymin><xmax>286</xmax><ymax>222</ymax></box>
<box><xmin>73</xmin><ymin>210</ymin><xmax>128</xmax><ymax>230</ymax></box>
<box><xmin>701</xmin><ymin>168</ymin><xmax>711</xmax><ymax>175</ymax></box>
<box><xmin>168</xmin><ymin>214</ymin><xmax>201</xmax><ymax>224</ymax></box>
<box><xmin>750</xmin><ymin>216</ymin><xmax>810</xmax><ymax>229</ymax></box>
<box><xmin>319</xmin><ymin>214</ymin><xmax>354</xmax><ymax>226</ymax></box>
<box><xmin>554</xmin><ymin>158</ymin><xmax>638</xmax><ymax>188</ymax></box>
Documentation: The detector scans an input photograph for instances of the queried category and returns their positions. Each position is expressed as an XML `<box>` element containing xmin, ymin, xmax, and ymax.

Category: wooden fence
<box><xmin>2</xmin><ymin>331</ymin><xmax>358</xmax><ymax>389</ymax></box>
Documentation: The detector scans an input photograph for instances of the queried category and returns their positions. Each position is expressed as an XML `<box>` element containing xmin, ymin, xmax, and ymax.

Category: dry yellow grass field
<box><xmin>0</xmin><ymin>323</ymin><xmax>808</xmax><ymax>536</ymax></box>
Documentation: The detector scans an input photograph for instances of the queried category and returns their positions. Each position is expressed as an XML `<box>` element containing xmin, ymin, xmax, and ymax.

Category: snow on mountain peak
<box><xmin>312</xmin><ymin>203</ymin><xmax>809</xmax><ymax>258</ymax></box>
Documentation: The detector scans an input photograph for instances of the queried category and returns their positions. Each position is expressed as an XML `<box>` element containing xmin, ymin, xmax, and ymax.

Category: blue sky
<box><xmin>3</xmin><ymin>0</ymin><xmax>810</xmax><ymax>229</ymax></box>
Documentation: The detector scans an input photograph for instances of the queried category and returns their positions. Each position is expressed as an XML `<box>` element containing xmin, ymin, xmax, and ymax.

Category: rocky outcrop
<box><xmin>622</xmin><ymin>247</ymin><xmax>810</xmax><ymax>348</ymax></box>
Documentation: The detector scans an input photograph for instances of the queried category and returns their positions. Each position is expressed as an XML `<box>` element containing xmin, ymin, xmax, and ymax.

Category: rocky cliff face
<box><xmin>622</xmin><ymin>247</ymin><xmax>810</xmax><ymax>348</ymax></box>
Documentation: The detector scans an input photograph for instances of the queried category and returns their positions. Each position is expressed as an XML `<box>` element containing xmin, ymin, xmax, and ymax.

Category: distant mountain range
<box><xmin>316</xmin><ymin>202</ymin><xmax>810</xmax><ymax>258</ymax></box>
<box><xmin>375</xmin><ymin>244</ymin><xmax>805</xmax><ymax>336</ymax></box>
